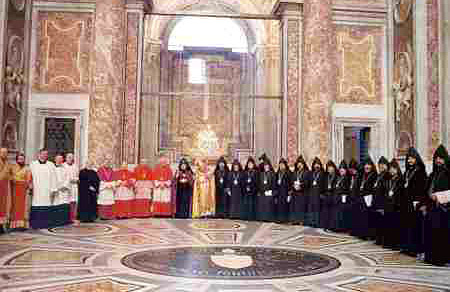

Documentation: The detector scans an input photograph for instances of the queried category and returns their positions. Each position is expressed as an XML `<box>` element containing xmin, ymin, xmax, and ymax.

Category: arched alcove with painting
<box><xmin>140</xmin><ymin>1</ymin><xmax>282</xmax><ymax>165</ymax></box>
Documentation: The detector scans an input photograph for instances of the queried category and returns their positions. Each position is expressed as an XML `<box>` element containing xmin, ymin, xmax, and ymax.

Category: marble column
<box><xmin>140</xmin><ymin>38</ymin><xmax>161</xmax><ymax>164</ymax></box>
<box><xmin>302</xmin><ymin>0</ymin><xmax>336</xmax><ymax>163</ymax></box>
<box><xmin>273</xmin><ymin>1</ymin><xmax>302</xmax><ymax>162</ymax></box>
<box><xmin>89</xmin><ymin>0</ymin><xmax>126</xmax><ymax>166</ymax></box>
<box><xmin>123</xmin><ymin>1</ymin><xmax>147</xmax><ymax>164</ymax></box>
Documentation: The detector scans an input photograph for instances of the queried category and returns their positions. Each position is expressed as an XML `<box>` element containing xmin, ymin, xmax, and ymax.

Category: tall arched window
<box><xmin>168</xmin><ymin>17</ymin><xmax>249</xmax><ymax>52</ymax></box>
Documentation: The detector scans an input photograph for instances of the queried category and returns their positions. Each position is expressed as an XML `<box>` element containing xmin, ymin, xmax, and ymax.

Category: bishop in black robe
<box><xmin>351</xmin><ymin>157</ymin><xmax>377</xmax><ymax>239</ymax></box>
<box><xmin>421</xmin><ymin>145</ymin><xmax>450</xmax><ymax>265</ymax></box>
<box><xmin>381</xmin><ymin>159</ymin><xmax>404</xmax><ymax>249</ymax></box>
<box><xmin>275</xmin><ymin>158</ymin><xmax>291</xmax><ymax>223</ymax></box>
<box><xmin>241</xmin><ymin>157</ymin><xmax>258</xmax><ymax>221</ymax></box>
<box><xmin>256</xmin><ymin>160</ymin><xmax>276</xmax><ymax>222</ymax></box>
<box><xmin>289</xmin><ymin>155</ymin><xmax>310</xmax><ymax>224</ymax></box>
<box><xmin>214</xmin><ymin>157</ymin><xmax>230</xmax><ymax>218</ymax></box>
<box><xmin>228</xmin><ymin>159</ymin><xmax>244</xmax><ymax>219</ymax></box>
<box><xmin>175</xmin><ymin>158</ymin><xmax>194</xmax><ymax>219</ymax></box>
<box><xmin>402</xmin><ymin>147</ymin><xmax>428</xmax><ymax>254</ymax></box>
<box><xmin>305</xmin><ymin>157</ymin><xmax>326</xmax><ymax>228</ymax></box>
<box><xmin>320</xmin><ymin>160</ymin><xmax>338</xmax><ymax>230</ymax></box>
<box><xmin>332</xmin><ymin>160</ymin><xmax>351</xmax><ymax>231</ymax></box>
<box><xmin>346</xmin><ymin>159</ymin><xmax>360</xmax><ymax>231</ymax></box>
<box><xmin>373</xmin><ymin>156</ymin><xmax>390</xmax><ymax>245</ymax></box>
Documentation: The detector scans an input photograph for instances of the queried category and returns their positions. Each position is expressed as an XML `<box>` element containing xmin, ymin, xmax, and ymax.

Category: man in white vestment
<box><xmin>29</xmin><ymin>149</ymin><xmax>59</xmax><ymax>229</ymax></box>
<box><xmin>53</xmin><ymin>154</ymin><xmax>71</xmax><ymax>226</ymax></box>
<box><xmin>64</xmin><ymin>153</ymin><xmax>79</xmax><ymax>222</ymax></box>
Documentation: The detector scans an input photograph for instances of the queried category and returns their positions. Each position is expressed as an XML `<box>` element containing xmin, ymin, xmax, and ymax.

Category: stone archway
<box><xmin>139</xmin><ymin>0</ymin><xmax>282</xmax><ymax>164</ymax></box>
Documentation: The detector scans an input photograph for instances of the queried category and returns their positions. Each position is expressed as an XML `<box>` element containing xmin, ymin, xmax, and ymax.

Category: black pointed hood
<box><xmin>231</xmin><ymin>159</ymin><xmax>243</xmax><ymax>172</ymax></box>
<box><xmin>378</xmin><ymin>156</ymin><xmax>389</xmax><ymax>166</ymax></box>
<box><xmin>178</xmin><ymin>157</ymin><xmax>192</xmax><ymax>172</ymax></box>
<box><xmin>389</xmin><ymin>158</ymin><xmax>403</xmax><ymax>177</ymax></box>
<box><xmin>338</xmin><ymin>160</ymin><xmax>348</xmax><ymax>170</ymax></box>
<box><xmin>261</xmin><ymin>158</ymin><xmax>274</xmax><ymax>172</ymax></box>
<box><xmin>349</xmin><ymin>158</ymin><xmax>359</xmax><ymax>169</ymax></box>
<box><xmin>245</xmin><ymin>157</ymin><xmax>257</xmax><ymax>171</ymax></box>
<box><xmin>326</xmin><ymin>160</ymin><xmax>337</xmax><ymax>172</ymax></box>
<box><xmin>311</xmin><ymin>157</ymin><xmax>324</xmax><ymax>172</ymax></box>
<box><xmin>278</xmin><ymin>158</ymin><xmax>289</xmax><ymax>172</ymax></box>
<box><xmin>258</xmin><ymin>153</ymin><xmax>272</xmax><ymax>170</ymax></box>
<box><xmin>362</xmin><ymin>156</ymin><xmax>377</xmax><ymax>174</ymax></box>
<box><xmin>405</xmin><ymin>147</ymin><xmax>426</xmax><ymax>171</ymax></box>
<box><xmin>295</xmin><ymin>155</ymin><xmax>309</xmax><ymax>171</ymax></box>
<box><xmin>432</xmin><ymin>144</ymin><xmax>450</xmax><ymax>171</ymax></box>
<box><xmin>214</xmin><ymin>156</ymin><xmax>229</xmax><ymax>173</ymax></box>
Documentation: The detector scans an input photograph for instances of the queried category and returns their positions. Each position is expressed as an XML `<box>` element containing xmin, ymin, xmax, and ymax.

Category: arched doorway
<box><xmin>140</xmin><ymin>4</ymin><xmax>282</xmax><ymax>164</ymax></box>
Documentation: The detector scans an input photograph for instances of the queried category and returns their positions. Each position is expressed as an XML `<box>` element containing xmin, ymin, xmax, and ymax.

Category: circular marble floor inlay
<box><xmin>47</xmin><ymin>224</ymin><xmax>114</xmax><ymax>236</ymax></box>
<box><xmin>189</xmin><ymin>220</ymin><xmax>246</xmax><ymax>230</ymax></box>
<box><xmin>121</xmin><ymin>246</ymin><xmax>340</xmax><ymax>279</ymax></box>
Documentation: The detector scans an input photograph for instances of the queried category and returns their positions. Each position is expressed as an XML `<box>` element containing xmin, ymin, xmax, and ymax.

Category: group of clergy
<box><xmin>0</xmin><ymin>148</ymin><xmax>83</xmax><ymax>231</ymax></box>
<box><xmin>174</xmin><ymin>146</ymin><xmax>450</xmax><ymax>266</ymax></box>
<box><xmin>1</xmin><ymin>144</ymin><xmax>450</xmax><ymax>266</ymax></box>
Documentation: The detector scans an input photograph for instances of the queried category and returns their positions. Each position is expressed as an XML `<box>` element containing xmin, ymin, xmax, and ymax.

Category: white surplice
<box><xmin>30</xmin><ymin>160</ymin><xmax>58</xmax><ymax>207</ymax></box>
<box><xmin>63</xmin><ymin>162</ymin><xmax>79</xmax><ymax>203</ymax></box>
<box><xmin>54</xmin><ymin>165</ymin><xmax>71</xmax><ymax>205</ymax></box>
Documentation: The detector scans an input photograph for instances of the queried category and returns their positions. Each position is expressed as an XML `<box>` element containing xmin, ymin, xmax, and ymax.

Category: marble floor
<box><xmin>0</xmin><ymin>219</ymin><xmax>450</xmax><ymax>292</ymax></box>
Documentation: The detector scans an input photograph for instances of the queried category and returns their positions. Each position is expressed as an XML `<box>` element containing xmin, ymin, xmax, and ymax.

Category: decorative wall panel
<box><xmin>337</xmin><ymin>26</ymin><xmax>383</xmax><ymax>105</ymax></box>
<box><xmin>33</xmin><ymin>12</ymin><xmax>93</xmax><ymax>93</ymax></box>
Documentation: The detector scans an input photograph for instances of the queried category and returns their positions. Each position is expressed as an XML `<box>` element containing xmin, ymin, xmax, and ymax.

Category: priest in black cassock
<box><xmin>214</xmin><ymin>157</ymin><xmax>230</xmax><ymax>218</ymax></box>
<box><xmin>275</xmin><ymin>158</ymin><xmax>291</xmax><ymax>223</ymax></box>
<box><xmin>289</xmin><ymin>155</ymin><xmax>310</xmax><ymax>225</ymax></box>
<box><xmin>402</xmin><ymin>147</ymin><xmax>428</xmax><ymax>254</ymax></box>
<box><xmin>256</xmin><ymin>159</ymin><xmax>276</xmax><ymax>222</ymax></box>
<box><xmin>241</xmin><ymin>157</ymin><xmax>258</xmax><ymax>221</ymax></box>
<box><xmin>420</xmin><ymin>145</ymin><xmax>450</xmax><ymax>265</ymax></box>
<box><xmin>351</xmin><ymin>157</ymin><xmax>377</xmax><ymax>239</ymax></box>
<box><xmin>320</xmin><ymin>160</ymin><xmax>338</xmax><ymax>230</ymax></box>
<box><xmin>305</xmin><ymin>157</ymin><xmax>326</xmax><ymax>228</ymax></box>
<box><xmin>228</xmin><ymin>159</ymin><xmax>244</xmax><ymax>219</ymax></box>
<box><xmin>373</xmin><ymin>156</ymin><xmax>390</xmax><ymax>245</ymax></box>
<box><xmin>78</xmin><ymin>165</ymin><xmax>100</xmax><ymax>223</ymax></box>
<box><xmin>333</xmin><ymin>160</ymin><xmax>351</xmax><ymax>231</ymax></box>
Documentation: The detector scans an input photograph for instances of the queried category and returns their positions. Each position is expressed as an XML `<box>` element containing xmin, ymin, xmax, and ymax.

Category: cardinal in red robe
<box><xmin>134</xmin><ymin>163</ymin><xmax>153</xmax><ymax>218</ymax></box>
<box><xmin>152</xmin><ymin>156</ymin><xmax>174</xmax><ymax>216</ymax></box>
<box><xmin>113</xmin><ymin>164</ymin><xmax>136</xmax><ymax>219</ymax></box>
